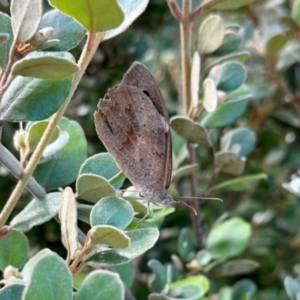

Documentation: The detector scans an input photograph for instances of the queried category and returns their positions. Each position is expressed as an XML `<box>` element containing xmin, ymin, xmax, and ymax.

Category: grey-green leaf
<box><xmin>90</xmin><ymin>196</ymin><xmax>134</xmax><ymax>230</ymax></box>
<box><xmin>33</xmin><ymin>118</ymin><xmax>87</xmax><ymax>191</ymax></box>
<box><xmin>12</xmin><ymin>52</ymin><xmax>79</xmax><ymax>80</ymax></box>
<box><xmin>0</xmin><ymin>76</ymin><xmax>73</xmax><ymax>122</ymax></box>
<box><xmin>10</xmin><ymin>192</ymin><xmax>62</xmax><ymax>231</ymax></box>
<box><xmin>11</xmin><ymin>0</ymin><xmax>42</xmax><ymax>42</ymax></box>
<box><xmin>198</xmin><ymin>15</ymin><xmax>224</xmax><ymax>54</ymax></box>
<box><xmin>0</xmin><ymin>284</ymin><xmax>25</xmax><ymax>300</ymax></box>
<box><xmin>170</xmin><ymin>116</ymin><xmax>211</xmax><ymax>146</ymax></box>
<box><xmin>206</xmin><ymin>217</ymin><xmax>251</xmax><ymax>259</ymax></box>
<box><xmin>76</xmin><ymin>174</ymin><xmax>116</xmax><ymax>203</ymax></box>
<box><xmin>76</xmin><ymin>270</ymin><xmax>124</xmax><ymax>300</ymax></box>
<box><xmin>87</xmin><ymin>225</ymin><xmax>130</xmax><ymax>249</ymax></box>
<box><xmin>22</xmin><ymin>250</ymin><xmax>72</xmax><ymax>300</ymax></box>
<box><xmin>79</xmin><ymin>153</ymin><xmax>124</xmax><ymax>189</ymax></box>
<box><xmin>39</xmin><ymin>9</ymin><xmax>86</xmax><ymax>51</ymax></box>
<box><xmin>104</xmin><ymin>0</ymin><xmax>149</xmax><ymax>40</ymax></box>
<box><xmin>215</xmin><ymin>151</ymin><xmax>244</xmax><ymax>175</ymax></box>
<box><xmin>0</xmin><ymin>12</ymin><xmax>13</xmax><ymax>69</ymax></box>
<box><xmin>85</xmin><ymin>228</ymin><xmax>159</xmax><ymax>267</ymax></box>
<box><xmin>221</xmin><ymin>127</ymin><xmax>257</xmax><ymax>156</ymax></box>
<box><xmin>0</xmin><ymin>230</ymin><xmax>29</xmax><ymax>270</ymax></box>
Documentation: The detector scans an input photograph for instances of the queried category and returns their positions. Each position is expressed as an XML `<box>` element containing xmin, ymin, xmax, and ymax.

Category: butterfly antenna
<box><xmin>175</xmin><ymin>199</ymin><xmax>198</xmax><ymax>216</ymax></box>
<box><xmin>176</xmin><ymin>196</ymin><xmax>223</xmax><ymax>202</ymax></box>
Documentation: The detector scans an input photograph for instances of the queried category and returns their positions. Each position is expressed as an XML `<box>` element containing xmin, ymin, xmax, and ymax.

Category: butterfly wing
<box><xmin>94</xmin><ymin>84</ymin><xmax>169</xmax><ymax>201</ymax></box>
<box><xmin>121</xmin><ymin>62</ymin><xmax>172</xmax><ymax>190</ymax></box>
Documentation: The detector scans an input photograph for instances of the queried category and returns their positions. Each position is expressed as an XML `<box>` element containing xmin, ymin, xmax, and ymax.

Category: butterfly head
<box><xmin>142</xmin><ymin>188</ymin><xmax>176</xmax><ymax>207</ymax></box>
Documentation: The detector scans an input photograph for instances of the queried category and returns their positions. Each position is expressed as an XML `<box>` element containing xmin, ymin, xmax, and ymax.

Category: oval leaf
<box><xmin>0</xmin><ymin>76</ymin><xmax>73</xmax><ymax>122</ymax></box>
<box><xmin>87</xmin><ymin>225</ymin><xmax>130</xmax><ymax>249</ymax></box>
<box><xmin>170</xmin><ymin>116</ymin><xmax>211</xmax><ymax>146</ymax></box>
<box><xmin>191</xmin><ymin>51</ymin><xmax>201</xmax><ymax>107</ymax></box>
<box><xmin>12</xmin><ymin>52</ymin><xmax>79</xmax><ymax>79</ymax></box>
<box><xmin>198</xmin><ymin>15</ymin><xmax>224</xmax><ymax>54</ymax></box>
<box><xmin>76</xmin><ymin>270</ymin><xmax>124</xmax><ymax>300</ymax></box>
<box><xmin>221</xmin><ymin>127</ymin><xmax>257</xmax><ymax>156</ymax></box>
<box><xmin>85</xmin><ymin>228</ymin><xmax>159</xmax><ymax>267</ymax></box>
<box><xmin>206</xmin><ymin>217</ymin><xmax>251</xmax><ymax>258</ymax></box>
<box><xmin>215</xmin><ymin>151</ymin><xmax>244</xmax><ymax>175</ymax></box>
<box><xmin>0</xmin><ymin>230</ymin><xmax>29</xmax><ymax>270</ymax></box>
<box><xmin>202</xmin><ymin>78</ymin><xmax>218</xmax><ymax>112</ymax></box>
<box><xmin>10</xmin><ymin>192</ymin><xmax>62</xmax><ymax>231</ymax></box>
<box><xmin>79</xmin><ymin>153</ymin><xmax>124</xmax><ymax>189</ymax></box>
<box><xmin>90</xmin><ymin>196</ymin><xmax>134</xmax><ymax>230</ymax></box>
<box><xmin>76</xmin><ymin>174</ymin><xmax>116</xmax><ymax>203</ymax></box>
<box><xmin>217</xmin><ymin>61</ymin><xmax>247</xmax><ymax>92</ymax></box>
<box><xmin>104</xmin><ymin>0</ymin><xmax>149</xmax><ymax>40</ymax></box>
<box><xmin>39</xmin><ymin>9</ymin><xmax>86</xmax><ymax>51</ymax></box>
<box><xmin>22</xmin><ymin>250</ymin><xmax>73</xmax><ymax>300</ymax></box>
<box><xmin>11</xmin><ymin>0</ymin><xmax>42</xmax><ymax>42</ymax></box>
<box><xmin>49</xmin><ymin>0</ymin><xmax>124</xmax><ymax>32</ymax></box>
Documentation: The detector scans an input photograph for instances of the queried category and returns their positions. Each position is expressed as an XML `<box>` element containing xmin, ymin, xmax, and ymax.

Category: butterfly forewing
<box><xmin>121</xmin><ymin>62</ymin><xmax>172</xmax><ymax>190</ymax></box>
<box><xmin>95</xmin><ymin>83</ymin><xmax>169</xmax><ymax>201</ymax></box>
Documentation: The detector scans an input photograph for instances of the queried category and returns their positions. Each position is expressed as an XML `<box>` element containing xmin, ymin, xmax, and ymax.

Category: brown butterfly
<box><xmin>94</xmin><ymin>62</ymin><xmax>175</xmax><ymax>206</ymax></box>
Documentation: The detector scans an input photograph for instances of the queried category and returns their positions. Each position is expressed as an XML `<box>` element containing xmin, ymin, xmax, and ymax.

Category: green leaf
<box><xmin>77</xmin><ymin>204</ymin><xmax>92</xmax><ymax>224</ymax></box>
<box><xmin>0</xmin><ymin>12</ymin><xmax>13</xmax><ymax>69</ymax></box>
<box><xmin>211</xmin><ymin>173</ymin><xmax>267</xmax><ymax>191</ymax></box>
<box><xmin>115</xmin><ymin>263</ymin><xmax>135</xmax><ymax>288</ymax></box>
<box><xmin>85</xmin><ymin>228</ymin><xmax>159</xmax><ymax>267</ymax></box>
<box><xmin>26</xmin><ymin>121</ymin><xmax>59</xmax><ymax>154</ymax></box>
<box><xmin>205</xmin><ymin>51</ymin><xmax>250</xmax><ymax>71</ymax></box>
<box><xmin>90</xmin><ymin>196</ymin><xmax>134</xmax><ymax>230</ymax></box>
<box><xmin>76</xmin><ymin>174</ymin><xmax>116</xmax><ymax>203</ymax></box>
<box><xmin>0</xmin><ymin>76</ymin><xmax>73</xmax><ymax>122</ymax></box>
<box><xmin>221</xmin><ymin>127</ymin><xmax>256</xmax><ymax>156</ymax></box>
<box><xmin>265</xmin><ymin>33</ymin><xmax>287</xmax><ymax>56</ymax></box>
<box><xmin>79</xmin><ymin>153</ymin><xmax>124</xmax><ymax>189</ymax></box>
<box><xmin>217</xmin><ymin>61</ymin><xmax>246</xmax><ymax>92</ymax></box>
<box><xmin>11</xmin><ymin>0</ymin><xmax>42</xmax><ymax>42</ymax></box>
<box><xmin>39</xmin><ymin>130</ymin><xmax>69</xmax><ymax>164</ymax></box>
<box><xmin>201</xmin><ymin>0</ymin><xmax>257</xmax><ymax>10</ymax></box>
<box><xmin>170</xmin><ymin>116</ymin><xmax>211</xmax><ymax>146</ymax></box>
<box><xmin>87</xmin><ymin>225</ymin><xmax>130</xmax><ymax>249</ymax></box>
<box><xmin>49</xmin><ymin>0</ymin><xmax>124</xmax><ymax>32</ymax></box>
<box><xmin>22</xmin><ymin>250</ymin><xmax>72</xmax><ymax>300</ymax></box>
<box><xmin>208</xmin><ymin>259</ymin><xmax>260</xmax><ymax>277</ymax></box>
<box><xmin>292</xmin><ymin>0</ymin><xmax>300</xmax><ymax>27</ymax></box>
<box><xmin>171</xmin><ymin>130</ymin><xmax>188</xmax><ymax>169</ymax></box>
<box><xmin>178</xmin><ymin>228</ymin><xmax>197</xmax><ymax>262</ymax></box>
<box><xmin>39</xmin><ymin>9</ymin><xmax>86</xmax><ymax>51</ymax></box>
<box><xmin>148</xmin><ymin>260</ymin><xmax>167</xmax><ymax>293</ymax></box>
<box><xmin>76</xmin><ymin>270</ymin><xmax>124</xmax><ymax>300</ymax></box>
<box><xmin>196</xmin><ymin>250</ymin><xmax>213</xmax><ymax>267</ymax></box>
<box><xmin>213</xmin><ymin>25</ymin><xmax>242</xmax><ymax>55</ymax></box>
<box><xmin>198</xmin><ymin>15</ymin><xmax>224</xmax><ymax>54</ymax></box>
<box><xmin>0</xmin><ymin>33</ymin><xmax>9</xmax><ymax>46</ymax></box>
<box><xmin>214</xmin><ymin>152</ymin><xmax>244</xmax><ymax>175</ymax></box>
<box><xmin>33</xmin><ymin>118</ymin><xmax>87</xmax><ymax>190</ymax></box>
<box><xmin>201</xmin><ymin>97</ymin><xmax>249</xmax><ymax>127</ymax></box>
<box><xmin>0</xmin><ymin>230</ymin><xmax>29</xmax><ymax>270</ymax></box>
<box><xmin>172</xmin><ymin>164</ymin><xmax>199</xmax><ymax>181</ymax></box>
<box><xmin>170</xmin><ymin>275</ymin><xmax>210</xmax><ymax>299</ymax></box>
<box><xmin>271</xmin><ymin>107</ymin><xmax>300</xmax><ymax>128</ymax></box>
<box><xmin>232</xmin><ymin>279</ymin><xmax>256</xmax><ymax>300</ymax></box>
<box><xmin>206</xmin><ymin>217</ymin><xmax>251</xmax><ymax>259</ymax></box>
<box><xmin>0</xmin><ymin>284</ymin><xmax>25</xmax><ymax>300</ymax></box>
<box><xmin>12</xmin><ymin>52</ymin><xmax>79</xmax><ymax>80</ymax></box>
<box><xmin>104</xmin><ymin>0</ymin><xmax>149</xmax><ymax>40</ymax></box>
<box><xmin>10</xmin><ymin>192</ymin><xmax>62</xmax><ymax>231</ymax></box>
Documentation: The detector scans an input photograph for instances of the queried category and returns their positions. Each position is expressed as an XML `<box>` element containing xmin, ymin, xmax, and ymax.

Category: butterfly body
<box><xmin>94</xmin><ymin>62</ymin><xmax>175</xmax><ymax>206</ymax></box>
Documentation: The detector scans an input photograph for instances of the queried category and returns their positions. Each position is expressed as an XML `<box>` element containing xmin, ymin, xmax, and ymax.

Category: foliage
<box><xmin>0</xmin><ymin>0</ymin><xmax>300</xmax><ymax>299</ymax></box>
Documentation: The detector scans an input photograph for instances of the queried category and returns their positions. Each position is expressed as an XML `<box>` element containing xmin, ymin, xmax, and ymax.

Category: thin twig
<box><xmin>166</xmin><ymin>0</ymin><xmax>182</xmax><ymax>20</ymax></box>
